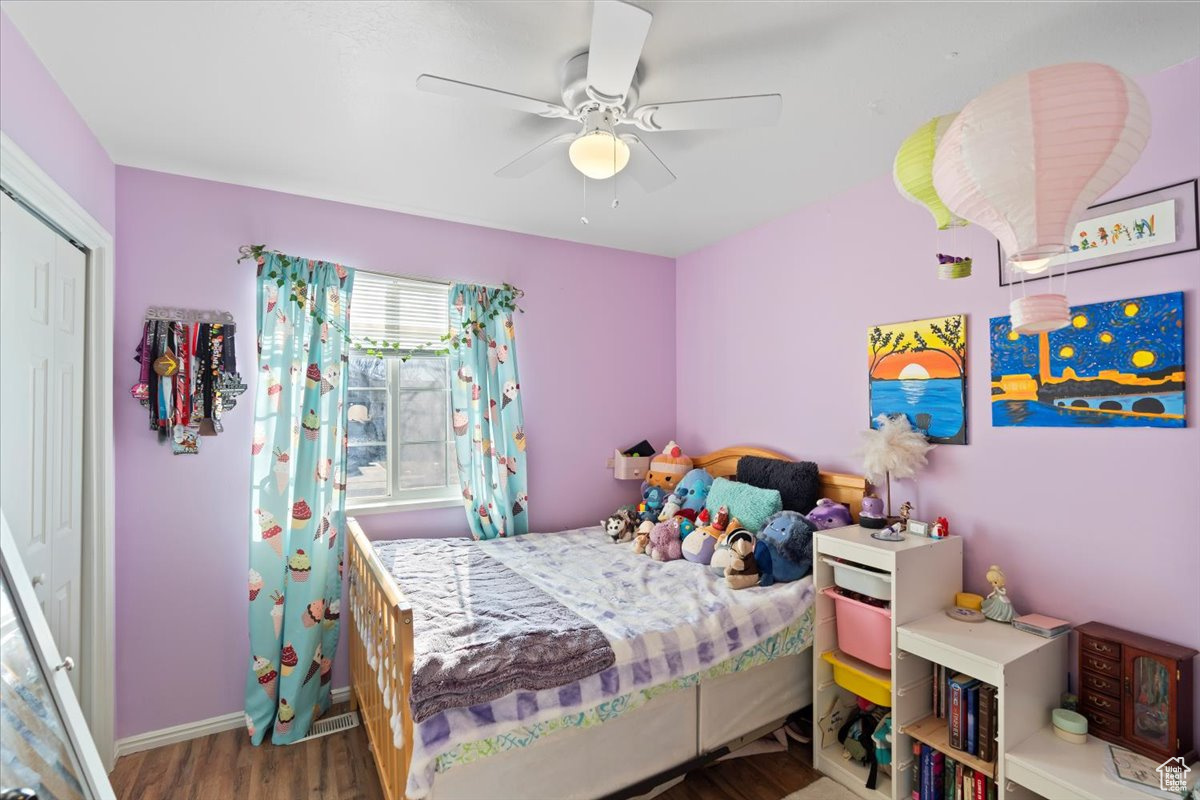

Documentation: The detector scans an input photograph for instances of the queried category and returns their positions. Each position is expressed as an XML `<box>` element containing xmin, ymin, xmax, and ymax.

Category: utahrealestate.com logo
<box><xmin>1157</xmin><ymin>756</ymin><xmax>1189</xmax><ymax>793</ymax></box>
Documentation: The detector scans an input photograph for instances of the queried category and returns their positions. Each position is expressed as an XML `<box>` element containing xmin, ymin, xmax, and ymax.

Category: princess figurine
<box><xmin>981</xmin><ymin>565</ymin><xmax>1016</xmax><ymax>623</ymax></box>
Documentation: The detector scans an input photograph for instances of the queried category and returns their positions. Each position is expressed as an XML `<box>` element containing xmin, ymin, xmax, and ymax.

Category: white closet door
<box><xmin>0</xmin><ymin>191</ymin><xmax>86</xmax><ymax>695</ymax></box>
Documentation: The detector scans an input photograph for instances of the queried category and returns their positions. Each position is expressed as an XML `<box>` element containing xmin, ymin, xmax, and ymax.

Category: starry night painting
<box><xmin>990</xmin><ymin>292</ymin><xmax>1185</xmax><ymax>428</ymax></box>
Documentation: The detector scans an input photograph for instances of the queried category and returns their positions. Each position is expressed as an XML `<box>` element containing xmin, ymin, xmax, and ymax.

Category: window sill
<box><xmin>346</xmin><ymin>496</ymin><xmax>462</xmax><ymax>516</ymax></box>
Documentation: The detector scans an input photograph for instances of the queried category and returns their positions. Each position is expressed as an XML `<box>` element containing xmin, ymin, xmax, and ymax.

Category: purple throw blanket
<box><xmin>371</xmin><ymin>537</ymin><xmax>615</xmax><ymax>722</ymax></box>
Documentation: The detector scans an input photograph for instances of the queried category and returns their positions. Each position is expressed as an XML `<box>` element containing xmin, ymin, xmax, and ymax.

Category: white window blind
<box><xmin>351</xmin><ymin>271</ymin><xmax>449</xmax><ymax>352</ymax></box>
<box><xmin>345</xmin><ymin>272</ymin><xmax>457</xmax><ymax>511</ymax></box>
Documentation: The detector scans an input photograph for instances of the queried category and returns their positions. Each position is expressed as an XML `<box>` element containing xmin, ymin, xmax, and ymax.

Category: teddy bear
<box><xmin>602</xmin><ymin>508</ymin><xmax>639</xmax><ymax>543</ymax></box>
<box><xmin>649</xmin><ymin>519</ymin><xmax>684</xmax><ymax>561</ymax></box>
<box><xmin>723</xmin><ymin>529</ymin><xmax>760</xmax><ymax>590</ymax></box>
<box><xmin>756</xmin><ymin>510</ymin><xmax>816</xmax><ymax>586</ymax></box>
<box><xmin>807</xmin><ymin>498</ymin><xmax>853</xmax><ymax>530</ymax></box>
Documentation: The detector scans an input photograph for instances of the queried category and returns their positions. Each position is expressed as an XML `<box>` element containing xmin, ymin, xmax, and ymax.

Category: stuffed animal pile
<box><xmin>604</xmin><ymin>443</ymin><xmax>854</xmax><ymax>589</ymax></box>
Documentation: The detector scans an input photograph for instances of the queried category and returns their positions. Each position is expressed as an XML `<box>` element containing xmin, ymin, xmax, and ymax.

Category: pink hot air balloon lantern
<box><xmin>933</xmin><ymin>62</ymin><xmax>1150</xmax><ymax>334</ymax></box>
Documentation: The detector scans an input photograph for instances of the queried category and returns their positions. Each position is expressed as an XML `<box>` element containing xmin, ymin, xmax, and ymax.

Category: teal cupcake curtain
<box><xmin>450</xmin><ymin>283</ymin><xmax>528</xmax><ymax>539</ymax></box>
<box><xmin>244</xmin><ymin>251</ymin><xmax>354</xmax><ymax>744</ymax></box>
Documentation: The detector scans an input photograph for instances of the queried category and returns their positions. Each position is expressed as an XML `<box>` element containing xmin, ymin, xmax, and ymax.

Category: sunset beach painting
<box><xmin>868</xmin><ymin>314</ymin><xmax>967</xmax><ymax>444</ymax></box>
<box><xmin>989</xmin><ymin>292</ymin><xmax>1184</xmax><ymax>428</ymax></box>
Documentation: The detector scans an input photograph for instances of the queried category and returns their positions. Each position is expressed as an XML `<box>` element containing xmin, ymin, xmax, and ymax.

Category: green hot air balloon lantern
<box><xmin>895</xmin><ymin>114</ymin><xmax>971</xmax><ymax>278</ymax></box>
<box><xmin>894</xmin><ymin>114</ymin><xmax>968</xmax><ymax>229</ymax></box>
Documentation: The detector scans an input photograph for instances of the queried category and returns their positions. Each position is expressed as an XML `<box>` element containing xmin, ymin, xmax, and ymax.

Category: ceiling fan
<box><xmin>416</xmin><ymin>0</ymin><xmax>783</xmax><ymax>193</ymax></box>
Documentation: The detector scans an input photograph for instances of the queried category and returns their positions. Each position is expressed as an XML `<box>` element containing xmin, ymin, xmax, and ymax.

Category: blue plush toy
<box><xmin>674</xmin><ymin>468</ymin><xmax>714</xmax><ymax>515</ymax></box>
<box><xmin>638</xmin><ymin>485</ymin><xmax>667</xmax><ymax>524</ymax></box>
<box><xmin>756</xmin><ymin>510</ymin><xmax>817</xmax><ymax>586</ymax></box>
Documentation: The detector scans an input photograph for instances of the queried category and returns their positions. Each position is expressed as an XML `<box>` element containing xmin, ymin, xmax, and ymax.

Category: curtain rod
<box><xmin>241</xmin><ymin>244</ymin><xmax>512</xmax><ymax>292</ymax></box>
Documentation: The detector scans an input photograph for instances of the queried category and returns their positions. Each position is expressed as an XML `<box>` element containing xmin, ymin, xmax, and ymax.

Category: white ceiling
<box><xmin>5</xmin><ymin>1</ymin><xmax>1199</xmax><ymax>257</ymax></box>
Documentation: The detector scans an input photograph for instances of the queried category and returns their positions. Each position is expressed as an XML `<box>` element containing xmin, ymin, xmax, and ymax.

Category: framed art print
<box><xmin>998</xmin><ymin>179</ymin><xmax>1198</xmax><ymax>286</ymax></box>
<box><xmin>869</xmin><ymin>314</ymin><xmax>967</xmax><ymax>444</ymax></box>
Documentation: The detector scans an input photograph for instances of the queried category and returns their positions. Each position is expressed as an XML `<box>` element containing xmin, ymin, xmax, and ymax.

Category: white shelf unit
<box><xmin>812</xmin><ymin>526</ymin><xmax>964</xmax><ymax>800</ymax></box>
<box><xmin>1005</xmin><ymin>727</ymin><xmax>1178</xmax><ymax>800</ymax></box>
<box><xmin>896</xmin><ymin>612</ymin><xmax>1068</xmax><ymax>800</ymax></box>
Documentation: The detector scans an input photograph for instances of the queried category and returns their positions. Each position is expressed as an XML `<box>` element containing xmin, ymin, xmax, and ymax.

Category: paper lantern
<box><xmin>1010</xmin><ymin>294</ymin><xmax>1070</xmax><ymax>335</ymax></box>
<box><xmin>893</xmin><ymin>114</ymin><xmax>967</xmax><ymax>230</ymax></box>
<box><xmin>933</xmin><ymin>63</ymin><xmax>1150</xmax><ymax>272</ymax></box>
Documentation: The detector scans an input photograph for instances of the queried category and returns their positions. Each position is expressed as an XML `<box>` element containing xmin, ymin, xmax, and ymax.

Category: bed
<box><xmin>347</xmin><ymin>446</ymin><xmax>868</xmax><ymax>800</ymax></box>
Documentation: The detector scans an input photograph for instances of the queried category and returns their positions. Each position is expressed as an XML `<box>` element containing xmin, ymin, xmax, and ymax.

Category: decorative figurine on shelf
<box><xmin>932</xmin><ymin>516</ymin><xmax>950</xmax><ymax>539</ymax></box>
<box><xmin>872</xmin><ymin>522</ymin><xmax>906</xmax><ymax>542</ymax></box>
<box><xmin>898</xmin><ymin>501</ymin><xmax>914</xmax><ymax>527</ymax></box>
<box><xmin>982</xmin><ymin>565</ymin><xmax>1017</xmax><ymax>623</ymax></box>
<box><xmin>860</xmin><ymin>495</ymin><xmax>887</xmax><ymax>529</ymax></box>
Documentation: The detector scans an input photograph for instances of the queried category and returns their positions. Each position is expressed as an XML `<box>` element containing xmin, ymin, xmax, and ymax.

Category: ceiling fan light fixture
<box><xmin>569</xmin><ymin>130</ymin><xmax>630</xmax><ymax>180</ymax></box>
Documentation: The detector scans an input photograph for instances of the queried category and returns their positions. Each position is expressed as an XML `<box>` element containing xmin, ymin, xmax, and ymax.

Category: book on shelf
<box><xmin>973</xmin><ymin>768</ymin><xmax>986</xmax><ymax>800</ymax></box>
<box><xmin>944</xmin><ymin>758</ymin><xmax>956</xmax><ymax>800</ymax></box>
<box><xmin>933</xmin><ymin>664</ymin><xmax>941</xmax><ymax>718</ymax></box>
<box><xmin>1010</xmin><ymin>613</ymin><xmax>1070</xmax><ymax>638</ymax></box>
<box><xmin>917</xmin><ymin>745</ymin><xmax>947</xmax><ymax>800</ymax></box>
<box><xmin>921</xmin><ymin>744</ymin><xmax>932</xmax><ymax>800</ymax></box>
<box><xmin>977</xmin><ymin>684</ymin><xmax>995</xmax><ymax>762</ymax></box>
<box><xmin>965</xmin><ymin>683</ymin><xmax>980</xmax><ymax>756</ymax></box>
<box><xmin>947</xmin><ymin>673</ymin><xmax>978</xmax><ymax>750</ymax></box>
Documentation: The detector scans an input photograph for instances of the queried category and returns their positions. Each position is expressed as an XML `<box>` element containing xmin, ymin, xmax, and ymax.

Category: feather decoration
<box><xmin>859</xmin><ymin>414</ymin><xmax>934</xmax><ymax>485</ymax></box>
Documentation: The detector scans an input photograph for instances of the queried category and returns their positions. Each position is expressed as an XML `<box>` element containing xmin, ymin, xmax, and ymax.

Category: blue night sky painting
<box><xmin>989</xmin><ymin>291</ymin><xmax>1185</xmax><ymax>428</ymax></box>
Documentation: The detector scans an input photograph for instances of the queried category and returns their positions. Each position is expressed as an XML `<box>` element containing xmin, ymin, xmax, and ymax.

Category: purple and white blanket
<box><xmin>367</xmin><ymin>526</ymin><xmax>815</xmax><ymax>799</ymax></box>
<box><xmin>371</xmin><ymin>537</ymin><xmax>615</xmax><ymax>723</ymax></box>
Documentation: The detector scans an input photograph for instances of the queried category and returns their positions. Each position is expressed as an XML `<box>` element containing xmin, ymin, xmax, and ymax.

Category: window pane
<box><xmin>398</xmin><ymin>443</ymin><xmax>448</xmax><ymax>489</ymax></box>
<box><xmin>348</xmin><ymin>355</ymin><xmax>388</xmax><ymax>388</ymax></box>
<box><xmin>347</xmin><ymin>389</ymin><xmax>388</xmax><ymax>446</ymax></box>
<box><xmin>347</xmin><ymin>444</ymin><xmax>389</xmax><ymax>499</ymax></box>
<box><xmin>399</xmin><ymin>357</ymin><xmax>448</xmax><ymax>390</ymax></box>
<box><xmin>398</xmin><ymin>390</ymin><xmax>448</xmax><ymax>443</ymax></box>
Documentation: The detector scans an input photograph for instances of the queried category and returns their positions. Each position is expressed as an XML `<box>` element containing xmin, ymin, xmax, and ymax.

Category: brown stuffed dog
<box><xmin>724</xmin><ymin>529</ymin><xmax>760</xmax><ymax>590</ymax></box>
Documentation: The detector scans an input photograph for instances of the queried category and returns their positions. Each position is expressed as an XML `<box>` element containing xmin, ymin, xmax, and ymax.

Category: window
<box><xmin>345</xmin><ymin>272</ymin><xmax>458</xmax><ymax>511</ymax></box>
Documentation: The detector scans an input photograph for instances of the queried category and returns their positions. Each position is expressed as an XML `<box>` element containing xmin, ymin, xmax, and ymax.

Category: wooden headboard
<box><xmin>691</xmin><ymin>446</ymin><xmax>869</xmax><ymax>522</ymax></box>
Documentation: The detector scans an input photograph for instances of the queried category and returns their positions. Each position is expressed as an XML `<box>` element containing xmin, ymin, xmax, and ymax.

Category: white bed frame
<box><xmin>347</xmin><ymin>446</ymin><xmax>868</xmax><ymax>800</ymax></box>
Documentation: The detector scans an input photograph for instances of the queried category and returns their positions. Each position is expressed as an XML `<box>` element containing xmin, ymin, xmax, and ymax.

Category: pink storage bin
<box><xmin>822</xmin><ymin>587</ymin><xmax>892</xmax><ymax>670</ymax></box>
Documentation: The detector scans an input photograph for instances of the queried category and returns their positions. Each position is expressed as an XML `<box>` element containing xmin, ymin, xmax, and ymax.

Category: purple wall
<box><xmin>112</xmin><ymin>167</ymin><xmax>675</xmax><ymax>737</ymax></box>
<box><xmin>676</xmin><ymin>58</ymin><xmax>1200</xmax><ymax>738</ymax></box>
<box><xmin>0</xmin><ymin>10</ymin><xmax>116</xmax><ymax>233</ymax></box>
<box><xmin>6</xmin><ymin>6</ymin><xmax>1197</xmax><ymax>744</ymax></box>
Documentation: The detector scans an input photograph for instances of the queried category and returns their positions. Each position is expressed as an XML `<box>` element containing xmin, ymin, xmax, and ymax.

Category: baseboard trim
<box><xmin>113</xmin><ymin>686</ymin><xmax>351</xmax><ymax>759</ymax></box>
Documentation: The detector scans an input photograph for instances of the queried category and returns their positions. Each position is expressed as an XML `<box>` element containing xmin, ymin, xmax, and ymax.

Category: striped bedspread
<box><xmin>370</xmin><ymin>526</ymin><xmax>815</xmax><ymax>799</ymax></box>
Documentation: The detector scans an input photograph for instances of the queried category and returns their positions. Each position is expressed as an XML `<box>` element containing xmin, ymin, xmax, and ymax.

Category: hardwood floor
<box><xmin>108</xmin><ymin>704</ymin><xmax>384</xmax><ymax>800</ymax></box>
<box><xmin>109</xmin><ymin>707</ymin><xmax>820</xmax><ymax>800</ymax></box>
<box><xmin>657</xmin><ymin>743</ymin><xmax>821</xmax><ymax>800</ymax></box>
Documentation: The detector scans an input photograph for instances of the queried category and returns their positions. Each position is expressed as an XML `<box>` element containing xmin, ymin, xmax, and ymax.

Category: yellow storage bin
<box><xmin>821</xmin><ymin>649</ymin><xmax>892</xmax><ymax>707</ymax></box>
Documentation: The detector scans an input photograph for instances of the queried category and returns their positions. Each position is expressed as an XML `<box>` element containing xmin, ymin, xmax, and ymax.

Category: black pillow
<box><xmin>736</xmin><ymin>456</ymin><xmax>821</xmax><ymax>514</ymax></box>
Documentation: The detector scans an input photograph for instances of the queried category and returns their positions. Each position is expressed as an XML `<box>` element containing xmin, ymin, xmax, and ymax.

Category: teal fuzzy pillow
<box><xmin>705</xmin><ymin>478</ymin><xmax>782</xmax><ymax>532</ymax></box>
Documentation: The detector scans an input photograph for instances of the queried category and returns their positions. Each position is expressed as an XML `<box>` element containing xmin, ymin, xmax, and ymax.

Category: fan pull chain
<box><xmin>580</xmin><ymin>172</ymin><xmax>589</xmax><ymax>225</ymax></box>
<box><xmin>611</xmin><ymin>118</ymin><xmax>620</xmax><ymax>210</ymax></box>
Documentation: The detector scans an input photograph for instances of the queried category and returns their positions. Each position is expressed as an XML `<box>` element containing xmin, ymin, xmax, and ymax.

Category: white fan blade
<box><xmin>619</xmin><ymin>134</ymin><xmax>675</xmax><ymax>192</ymax></box>
<box><xmin>416</xmin><ymin>74</ymin><xmax>571</xmax><ymax>118</ymax></box>
<box><xmin>586</xmin><ymin>1</ymin><xmax>652</xmax><ymax>105</ymax></box>
<box><xmin>496</xmin><ymin>133</ymin><xmax>577</xmax><ymax>178</ymax></box>
<box><xmin>631</xmin><ymin>94</ymin><xmax>782</xmax><ymax>131</ymax></box>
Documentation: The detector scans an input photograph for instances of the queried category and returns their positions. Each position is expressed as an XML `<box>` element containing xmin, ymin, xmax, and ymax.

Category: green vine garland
<box><xmin>238</xmin><ymin>244</ymin><xmax>524</xmax><ymax>360</ymax></box>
